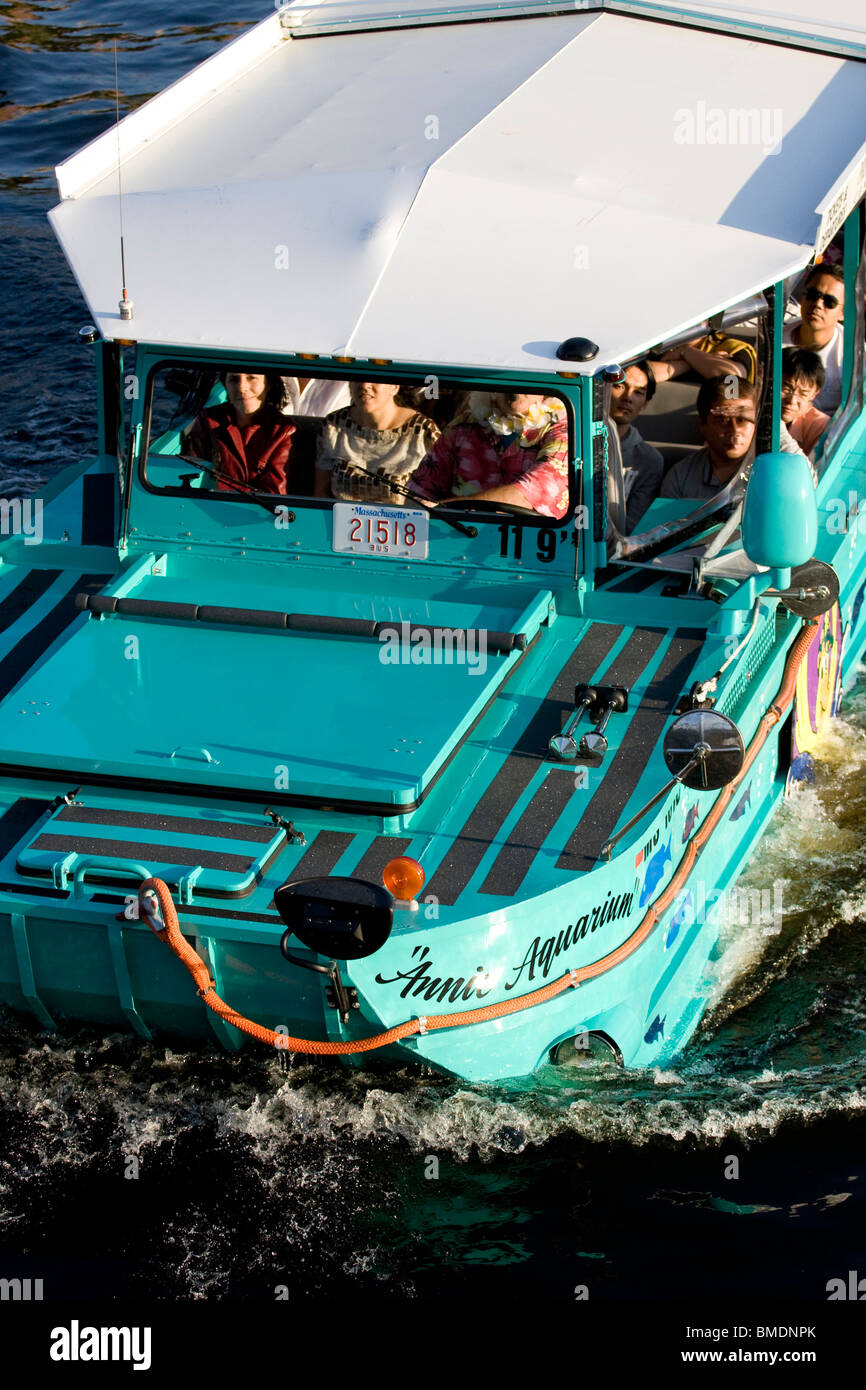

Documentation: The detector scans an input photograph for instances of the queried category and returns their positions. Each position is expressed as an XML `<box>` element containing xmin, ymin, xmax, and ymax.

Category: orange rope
<box><xmin>140</xmin><ymin>618</ymin><xmax>818</xmax><ymax>1054</ymax></box>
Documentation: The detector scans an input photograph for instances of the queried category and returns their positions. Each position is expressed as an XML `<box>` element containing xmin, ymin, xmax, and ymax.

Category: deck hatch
<box><xmin>15</xmin><ymin>806</ymin><xmax>287</xmax><ymax>898</ymax></box>
<box><xmin>0</xmin><ymin>587</ymin><xmax>549</xmax><ymax>811</ymax></box>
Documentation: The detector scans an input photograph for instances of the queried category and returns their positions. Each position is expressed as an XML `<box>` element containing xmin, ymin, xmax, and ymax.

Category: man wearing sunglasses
<box><xmin>782</xmin><ymin>264</ymin><xmax>844</xmax><ymax>413</ymax></box>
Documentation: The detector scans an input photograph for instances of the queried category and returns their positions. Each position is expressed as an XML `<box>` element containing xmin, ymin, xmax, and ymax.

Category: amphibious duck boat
<box><xmin>2</xmin><ymin>0</ymin><xmax>866</xmax><ymax>1079</ymax></box>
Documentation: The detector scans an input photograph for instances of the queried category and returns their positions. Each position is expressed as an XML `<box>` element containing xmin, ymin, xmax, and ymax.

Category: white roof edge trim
<box><xmin>55</xmin><ymin>13</ymin><xmax>285</xmax><ymax>200</ymax></box>
<box><xmin>610</xmin><ymin>1</ymin><xmax>866</xmax><ymax>58</ymax></box>
<box><xmin>814</xmin><ymin>138</ymin><xmax>866</xmax><ymax>254</ymax></box>
<box><xmin>279</xmin><ymin>0</ymin><xmax>589</xmax><ymax>34</ymax></box>
<box><xmin>278</xmin><ymin>0</ymin><xmax>866</xmax><ymax>57</ymax></box>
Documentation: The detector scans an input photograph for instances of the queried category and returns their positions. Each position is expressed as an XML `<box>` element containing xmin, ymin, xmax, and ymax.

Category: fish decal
<box><xmin>664</xmin><ymin>891</ymin><xmax>693</xmax><ymax>950</ymax></box>
<box><xmin>682</xmin><ymin>804</ymin><xmax>699</xmax><ymax>843</ymax></box>
<box><xmin>644</xmin><ymin>1013</ymin><xmax>666</xmax><ymax>1045</ymax></box>
<box><xmin>639</xmin><ymin>836</ymin><xmax>672</xmax><ymax>906</ymax></box>
<box><xmin>731</xmin><ymin>784</ymin><xmax>751</xmax><ymax>821</ymax></box>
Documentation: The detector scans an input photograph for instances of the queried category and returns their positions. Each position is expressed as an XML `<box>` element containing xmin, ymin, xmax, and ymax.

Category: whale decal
<box><xmin>639</xmin><ymin>836</ymin><xmax>672</xmax><ymax>906</ymax></box>
<box><xmin>731</xmin><ymin>784</ymin><xmax>751</xmax><ymax>821</ymax></box>
<box><xmin>682</xmin><ymin>804</ymin><xmax>699</xmax><ymax>843</ymax></box>
<box><xmin>644</xmin><ymin>1013</ymin><xmax>666</xmax><ymax>1044</ymax></box>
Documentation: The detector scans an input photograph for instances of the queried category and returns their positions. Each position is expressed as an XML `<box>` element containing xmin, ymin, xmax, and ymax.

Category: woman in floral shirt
<box><xmin>410</xmin><ymin>392</ymin><xmax>570</xmax><ymax>519</ymax></box>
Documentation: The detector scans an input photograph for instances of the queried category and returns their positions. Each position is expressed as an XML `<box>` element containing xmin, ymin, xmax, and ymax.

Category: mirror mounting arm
<box><xmin>601</xmin><ymin>766</ymin><xmax>694</xmax><ymax>862</ymax></box>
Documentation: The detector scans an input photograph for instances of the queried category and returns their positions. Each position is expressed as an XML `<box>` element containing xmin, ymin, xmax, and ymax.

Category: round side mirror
<box><xmin>775</xmin><ymin>559</ymin><xmax>839</xmax><ymax>618</ymax></box>
<box><xmin>663</xmin><ymin>710</ymin><xmax>745</xmax><ymax>790</ymax></box>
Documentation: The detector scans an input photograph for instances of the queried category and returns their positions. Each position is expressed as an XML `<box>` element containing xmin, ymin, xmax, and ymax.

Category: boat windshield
<box><xmin>142</xmin><ymin>364</ymin><xmax>576</xmax><ymax>525</ymax></box>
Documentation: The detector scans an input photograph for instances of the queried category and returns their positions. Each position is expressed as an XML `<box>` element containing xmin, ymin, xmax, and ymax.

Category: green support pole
<box><xmin>841</xmin><ymin>206</ymin><xmax>859</xmax><ymax>407</ymax></box>
<box><xmin>770</xmin><ymin>281</ymin><xmax>783</xmax><ymax>454</ymax></box>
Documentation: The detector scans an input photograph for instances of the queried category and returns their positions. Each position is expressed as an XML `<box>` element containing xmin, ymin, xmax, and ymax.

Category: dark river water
<box><xmin>1</xmin><ymin>0</ymin><xmax>865</xmax><ymax>1347</ymax></box>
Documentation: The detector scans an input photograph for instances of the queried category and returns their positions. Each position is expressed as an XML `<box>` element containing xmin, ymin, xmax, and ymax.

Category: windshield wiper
<box><xmin>176</xmin><ymin>454</ymin><xmax>477</xmax><ymax>538</ymax></box>
<box><xmin>177</xmin><ymin>456</ymin><xmax>295</xmax><ymax>521</ymax></box>
<box><xmin>325</xmin><ymin>461</ymin><xmax>478</xmax><ymax>539</ymax></box>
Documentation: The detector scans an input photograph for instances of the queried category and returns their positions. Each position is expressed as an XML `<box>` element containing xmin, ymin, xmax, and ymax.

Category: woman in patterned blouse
<box><xmin>314</xmin><ymin>382</ymin><xmax>440</xmax><ymax>504</ymax></box>
<box><xmin>410</xmin><ymin>392</ymin><xmax>570</xmax><ymax>519</ymax></box>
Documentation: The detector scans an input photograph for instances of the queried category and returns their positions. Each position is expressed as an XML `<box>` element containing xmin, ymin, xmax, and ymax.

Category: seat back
<box><xmin>286</xmin><ymin>415</ymin><xmax>323</xmax><ymax>497</ymax></box>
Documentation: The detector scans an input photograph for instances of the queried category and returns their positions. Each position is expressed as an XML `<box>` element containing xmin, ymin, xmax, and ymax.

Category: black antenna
<box><xmin>114</xmin><ymin>39</ymin><xmax>133</xmax><ymax>322</ymax></box>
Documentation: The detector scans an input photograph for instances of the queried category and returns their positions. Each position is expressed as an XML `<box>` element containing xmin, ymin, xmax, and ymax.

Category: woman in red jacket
<box><xmin>183</xmin><ymin>371</ymin><xmax>295</xmax><ymax>495</ymax></box>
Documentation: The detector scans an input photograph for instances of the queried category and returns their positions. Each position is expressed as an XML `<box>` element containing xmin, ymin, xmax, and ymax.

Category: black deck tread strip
<box><xmin>352</xmin><ymin>837</ymin><xmax>412</xmax><ymax>882</ymax></box>
<box><xmin>424</xmin><ymin>622</ymin><xmax>623</xmax><ymax>909</ymax></box>
<box><xmin>0</xmin><ymin>879</ymin><xmax>69</xmax><ymax>899</ymax></box>
<box><xmin>479</xmin><ymin>626</ymin><xmax>668</xmax><ymax>897</ymax></box>
<box><xmin>81</xmin><ymin>474</ymin><xmax>115</xmax><ymax>547</ymax></box>
<box><xmin>28</xmin><ymin>833</ymin><xmax>255</xmax><ymax>874</ymax></box>
<box><xmin>174</xmin><ymin>905</ymin><xmax>282</xmax><ymax>923</ymax></box>
<box><xmin>0</xmin><ymin>570</ymin><xmax>62</xmax><ymax>636</ymax></box>
<box><xmin>91</xmin><ymin>892</ymin><xmax>282</xmax><ymax>924</ymax></box>
<box><xmin>556</xmin><ymin>628</ymin><xmax>705</xmax><ymax>873</ymax></box>
<box><xmin>0</xmin><ymin>573</ymin><xmax>111</xmax><ymax>704</ymax></box>
<box><xmin>0</xmin><ymin>798</ymin><xmax>54</xmax><ymax>860</ymax></box>
<box><xmin>56</xmin><ymin>804</ymin><xmax>277</xmax><ymax>843</ymax></box>
<box><xmin>288</xmin><ymin>830</ymin><xmax>355</xmax><ymax>880</ymax></box>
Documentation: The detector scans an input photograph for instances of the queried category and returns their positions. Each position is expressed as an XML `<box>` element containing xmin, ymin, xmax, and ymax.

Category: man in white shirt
<box><xmin>280</xmin><ymin>377</ymin><xmax>350</xmax><ymax>417</ymax></box>
<box><xmin>782</xmin><ymin>264</ymin><xmax>844</xmax><ymax>414</ymax></box>
<box><xmin>661</xmin><ymin>377</ymin><xmax>813</xmax><ymax>501</ymax></box>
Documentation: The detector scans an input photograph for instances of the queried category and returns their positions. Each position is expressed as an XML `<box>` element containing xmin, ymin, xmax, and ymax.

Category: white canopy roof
<box><xmin>51</xmin><ymin>2</ymin><xmax>866</xmax><ymax>373</ymax></box>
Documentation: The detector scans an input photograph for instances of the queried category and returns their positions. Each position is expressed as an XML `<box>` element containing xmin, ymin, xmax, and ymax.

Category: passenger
<box><xmin>780</xmin><ymin>347</ymin><xmax>830</xmax><ymax>459</ymax></box>
<box><xmin>314</xmin><ymin>382</ymin><xmax>440</xmax><ymax>502</ymax></box>
<box><xmin>782</xmin><ymin>264</ymin><xmax>844</xmax><ymax>413</ymax></box>
<box><xmin>609</xmin><ymin>360</ymin><xmax>664</xmax><ymax>531</ymax></box>
<box><xmin>280</xmin><ymin>377</ymin><xmax>350</xmax><ymax>417</ymax></box>
<box><xmin>182</xmin><ymin>371</ymin><xmax>294</xmax><ymax>494</ymax></box>
<box><xmin>651</xmin><ymin>330</ymin><xmax>756</xmax><ymax>384</ymax></box>
<box><xmin>661</xmin><ymin>377</ymin><xmax>812</xmax><ymax>501</ymax></box>
<box><xmin>411</xmin><ymin>392</ymin><xmax>569</xmax><ymax>519</ymax></box>
<box><xmin>660</xmin><ymin>378</ymin><xmax>757</xmax><ymax>499</ymax></box>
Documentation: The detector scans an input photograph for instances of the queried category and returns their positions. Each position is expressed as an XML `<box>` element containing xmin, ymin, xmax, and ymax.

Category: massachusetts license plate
<box><xmin>332</xmin><ymin>504</ymin><xmax>429</xmax><ymax>559</ymax></box>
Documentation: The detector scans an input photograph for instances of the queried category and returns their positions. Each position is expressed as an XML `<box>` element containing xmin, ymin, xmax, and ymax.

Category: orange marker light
<box><xmin>382</xmin><ymin>856</ymin><xmax>425</xmax><ymax>901</ymax></box>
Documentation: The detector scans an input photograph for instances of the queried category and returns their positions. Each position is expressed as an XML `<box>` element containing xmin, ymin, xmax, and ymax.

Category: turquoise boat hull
<box><xmin>2</xmin><ymin>399</ymin><xmax>865</xmax><ymax>1081</ymax></box>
